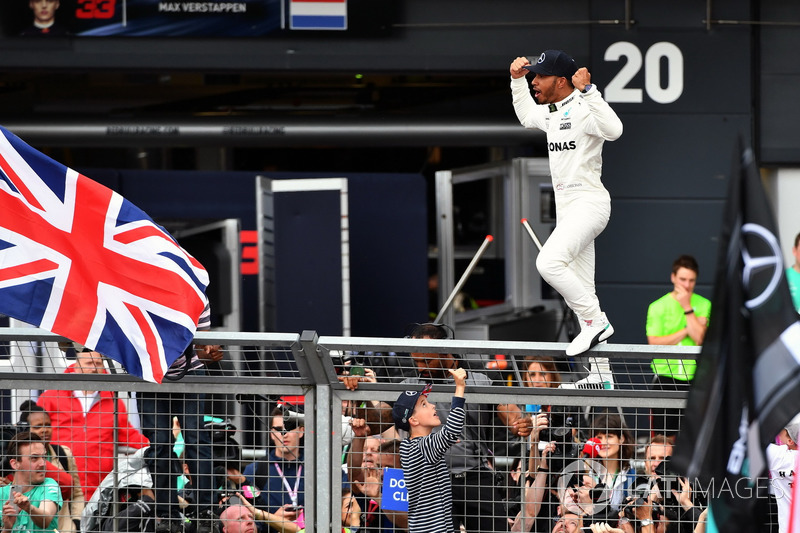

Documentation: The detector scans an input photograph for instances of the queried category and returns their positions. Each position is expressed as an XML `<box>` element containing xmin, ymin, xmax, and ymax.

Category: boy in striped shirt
<box><xmin>392</xmin><ymin>368</ymin><xmax>467</xmax><ymax>533</ymax></box>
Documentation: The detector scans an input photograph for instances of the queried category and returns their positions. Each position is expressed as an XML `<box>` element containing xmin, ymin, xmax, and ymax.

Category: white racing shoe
<box><xmin>566</xmin><ymin>313</ymin><xmax>614</xmax><ymax>356</ymax></box>
<box><xmin>559</xmin><ymin>356</ymin><xmax>615</xmax><ymax>390</ymax></box>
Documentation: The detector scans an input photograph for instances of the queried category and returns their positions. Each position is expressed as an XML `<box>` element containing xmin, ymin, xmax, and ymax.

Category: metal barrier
<box><xmin>0</xmin><ymin>328</ymin><xmax>704</xmax><ymax>532</ymax></box>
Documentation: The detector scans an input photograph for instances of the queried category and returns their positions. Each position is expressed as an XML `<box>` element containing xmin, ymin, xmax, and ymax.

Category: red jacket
<box><xmin>37</xmin><ymin>363</ymin><xmax>149</xmax><ymax>499</ymax></box>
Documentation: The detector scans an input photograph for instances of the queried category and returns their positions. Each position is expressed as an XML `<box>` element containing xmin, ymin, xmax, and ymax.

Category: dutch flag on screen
<box><xmin>290</xmin><ymin>0</ymin><xmax>347</xmax><ymax>30</ymax></box>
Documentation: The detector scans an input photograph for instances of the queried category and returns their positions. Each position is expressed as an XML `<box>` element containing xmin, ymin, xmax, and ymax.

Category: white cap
<box><xmin>784</xmin><ymin>413</ymin><xmax>800</xmax><ymax>443</ymax></box>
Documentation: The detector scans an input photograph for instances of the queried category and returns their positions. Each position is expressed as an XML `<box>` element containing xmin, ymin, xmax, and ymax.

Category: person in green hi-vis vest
<box><xmin>646</xmin><ymin>255</ymin><xmax>711</xmax><ymax>437</ymax></box>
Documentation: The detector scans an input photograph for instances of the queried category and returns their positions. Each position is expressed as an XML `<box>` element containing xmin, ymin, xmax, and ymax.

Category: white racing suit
<box><xmin>511</xmin><ymin>77</ymin><xmax>623</xmax><ymax>323</ymax></box>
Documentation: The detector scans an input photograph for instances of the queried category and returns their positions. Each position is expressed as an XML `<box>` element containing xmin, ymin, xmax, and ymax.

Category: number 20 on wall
<box><xmin>76</xmin><ymin>0</ymin><xmax>116</xmax><ymax>19</ymax></box>
<box><xmin>604</xmin><ymin>41</ymin><xmax>684</xmax><ymax>104</ymax></box>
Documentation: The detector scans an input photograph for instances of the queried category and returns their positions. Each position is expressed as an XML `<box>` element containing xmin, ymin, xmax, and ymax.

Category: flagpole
<box><xmin>434</xmin><ymin>235</ymin><xmax>493</xmax><ymax>324</ymax></box>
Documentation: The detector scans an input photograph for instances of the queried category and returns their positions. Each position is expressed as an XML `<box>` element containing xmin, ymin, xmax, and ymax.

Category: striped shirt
<box><xmin>401</xmin><ymin>372</ymin><xmax>495</xmax><ymax>472</ymax></box>
<box><xmin>400</xmin><ymin>396</ymin><xmax>466</xmax><ymax>533</ymax></box>
<box><xmin>165</xmin><ymin>300</ymin><xmax>210</xmax><ymax>378</ymax></box>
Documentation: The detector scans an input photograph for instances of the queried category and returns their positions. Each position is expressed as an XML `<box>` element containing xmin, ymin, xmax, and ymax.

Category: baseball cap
<box><xmin>524</xmin><ymin>50</ymin><xmax>578</xmax><ymax>79</ymax></box>
<box><xmin>392</xmin><ymin>383</ymin><xmax>433</xmax><ymax>431</ymax></box>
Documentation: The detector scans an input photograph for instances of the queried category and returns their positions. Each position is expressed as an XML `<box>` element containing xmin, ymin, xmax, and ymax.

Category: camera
<box><xmin>653</xmin><ymin>459</ymin><xmax>682</xmax><ymax>520</ymax></box>
<box><xmin>538</xmin><ymin>406</ymin><xmax>581</xmax><ymax>471</ymax></box>
<box><xmin>503</xmin><ymin>496</ymin><xmax>521</xmax><ymax>517</ymax></box>
<box><xmin>335</xmin><ymin>352</ymin><xmax>366</xmax><ymax>375</ymax></box>
<box><xmin>221</xmin><ymin>493</ymin><xmax>243</xmax><ymax>506</ymax></box>
<box><xmin>631</xmin><ymin>476</ymin><xmax>652</xmax><ymax>500</ymax></box>
<box><xmin>622</xmin><ymin>497</ymin><xmax>646</xmax><ymax>522</ymax></box>
<box><xmin>283</xmin><ymin>412</ymin><xmax>304</xmax><ymax>432</ymax></box>
<box><xmin>539</xmin><ymin>406</ymin><xmax>574</xmax><ymax>445</ymax></box>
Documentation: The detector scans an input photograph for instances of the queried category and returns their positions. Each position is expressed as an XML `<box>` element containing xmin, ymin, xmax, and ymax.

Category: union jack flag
<box><xmin>0</xmin><ymin>126</ymin><xmax>209</xmax><ymax>383</ymax></box>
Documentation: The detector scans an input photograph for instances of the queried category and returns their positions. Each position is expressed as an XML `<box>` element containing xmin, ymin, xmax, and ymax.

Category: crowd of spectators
<box><xmin>5</xmin><ymin>242</ymin><xmax>800</xmax><ymax>532</ymax></box>
<box><xmin>0</xmin><ymin>338</ymin><xmax>794</xmax><ymax>533</ymax></box>
<box><xmin>331</xmin><ymin>320</ymin><xmax>719</xmax><ymax>533</ymax></box>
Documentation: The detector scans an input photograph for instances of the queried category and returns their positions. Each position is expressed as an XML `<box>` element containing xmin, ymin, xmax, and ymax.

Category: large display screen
<box><xmin>0</xmin><ymin>0</ymin><xmax>347</xmax><ymax>37</ymax></box>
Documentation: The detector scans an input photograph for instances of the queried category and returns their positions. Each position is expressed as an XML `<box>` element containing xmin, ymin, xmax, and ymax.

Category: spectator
<box><xmin>220</xmin><ymin>504</ymin><xmax>255</xmax><ymax>533</ymax></box>
<box><xmin>37</xmin><ymin>346</ymin><xmax>149</xmax><ymax>500</ymax></box>
<box><xmin>646</xmin><ymin>255</ymin><xmax>711</xmax><ymax>436</ymax></box>
<box><xmin>767</xmin><ymin>413</ymin><xmax>800</xmax><ymax>533</ymax></box>
<box><xmin>0</xmin><ymin>432</ymin><xmax>62</xmax><ymax>532</ymax></box>
<box><xmin>587</xmin><ymin>413</ymin><xmax>635</xmax><ymax>513</ymax></box>
<box><xmin>640</xmin><ymin>447</ymin><xmax>702</xmax><ymax>532</ymax></box>
<box><xmin>520</xmin><ymin>356</ymin><xmax>581</xmax><ymax>449</ymax></box>
<box><xmin>522</xmin><ymin>356</ymin><xmax>563</xmax><ymax>390</ymax></box>
<box><xmin>509</xmin><ymin>412</ymin><xmax>559</xmax><ymax>532</ymax></box>
<box><xmin>345</xmin><ymin>426</ymin><xmax>400</xmax><ymax>531</ymax></box>
<box><xmin>17</xmin><ymin>401</ymin><xmax>84</xmax><ymax>533</ymax></box>
<box><xmin>340</xmin><ymin>488</ymin><xmax>363</xmax><ymax>532</ymax></box>
<box><xmin>522</xmin><ymin>350</ymin><xmax>609</xmax><ymax>396</ymax></box>
<box><xmin>234</xmin><ymin>488</ymin><xmax>361</xmax><ymax>533</ymax></box>
<box><xmin>243</xmin><ymin>407</ymin><xmax>306</xmax><ymax>531</ymax></box>
<box><xmin>136</xmin><ymin>301</ymin><xmax>223</xmax><ymax>528</ymax></box>
<box><xmin>393</xmin><ymin>367</ymin><xmax>467</xmax><ymax>533</ymax></box>
<box><xmin>333</xmin><ymin>322</ymin><xmax>532</xmax><ymax>531</ymax></box>
<box><xmin>377</xmin><ymin>438</ymin><xmax>402</xmax><ymax>471</ymax></box>
<box><xmin>402</xmin><ymin>322</ymin><xmax>532</xmax><ymax>532</ymax></box>
<box><xmin>339</xmin><ymin>365</ymin><xmax>378</xmax><ymax>393</ymax></box>
<box><xmin>786</xmin><ymin>232</ymin><xmax>800</xmax><ymax>313</ymax></box>
<box><xmin>646</xmin><ymin>255</ymin><xmax>711</xmax><ymax>350</ymax></box>
<box><xmin>616</xmin><ymin>493</ymin><xmax>660</xmax><ymax>533</ymax></box>
<box><xmin>643</xmin><ymin>435</ymin><xmax>673</xmax><ymax>479</ymax></box>
<box><xmin>354</xmin><ymin>401</ymin><xmax>398</xmax><ymax>440</ymax></box>
<box><xmin>551</xmin><ymin>511</ymin><xmax>586</xmax><ymax>533</ymax></box>
<box><xmin>358</xmin><ymin>439</ymin><xmax>408</xmax><ymax>532</ymax></box>
<box><xmin>518</xmin><ymin>360</ymin><xmax>587</xmax><ymax>525</ymax></box>
<box><xmin>694</xmin><ymin>509</ymin><xmax>709</xmax><ymax>533</ymax></box>
<box><xmin>346</xmin><ymin>428</ymin><xmax>382</xmax><ymax>495</ymax></box>
<box><xmin>559</xmin><ymin>469</ymin><xmax>603</xmax><ymax>520</ymax></box>
<box><xmin>78</xmin><ymin>447</ymin><xmax>154</xmax><ymax>533</ymax></box>
<box><xmin>99</xmin><ymin>486</ymin><xmax>156</xmax><ymax>532</ymax></box>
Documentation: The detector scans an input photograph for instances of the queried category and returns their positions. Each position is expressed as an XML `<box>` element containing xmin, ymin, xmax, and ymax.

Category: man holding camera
<box><xmin>643</xmin><ymin>436</ymin><xmax>673</xmax><ymax>479</ymax></box>
<box><xmin>631</xmin><ymin>436</ymin><xmax>702</xmax><ymax>533</ymax></box>
<box><xmin>242</xmin><ymin>407</ymin><xmax>306</xmax><ymax>529</ymax></box>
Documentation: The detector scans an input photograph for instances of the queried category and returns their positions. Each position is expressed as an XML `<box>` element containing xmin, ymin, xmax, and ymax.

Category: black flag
<box><xmin>672</xmin><ymin>139</ymin><xmax>800</xmax><ymax>532</ymax></box>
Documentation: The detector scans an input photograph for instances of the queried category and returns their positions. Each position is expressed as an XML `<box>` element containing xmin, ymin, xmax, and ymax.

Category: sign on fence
<box><xmin>381</xmin><ymin>467</ymin><xmax>408</xmax><ymax>512</ymax></box>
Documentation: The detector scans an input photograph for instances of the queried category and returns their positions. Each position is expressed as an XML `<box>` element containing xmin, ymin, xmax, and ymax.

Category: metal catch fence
<box><xmin>0</xmin><ymin>328</ymin><xmax>747</xmax><ymax>533</ymax></box>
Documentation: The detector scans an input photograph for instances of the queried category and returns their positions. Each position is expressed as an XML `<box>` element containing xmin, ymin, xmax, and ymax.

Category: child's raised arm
<box><xmin>449</xmin><ymin>367</ymin><xmax>467</xmax><ymax>398</ymax></box>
